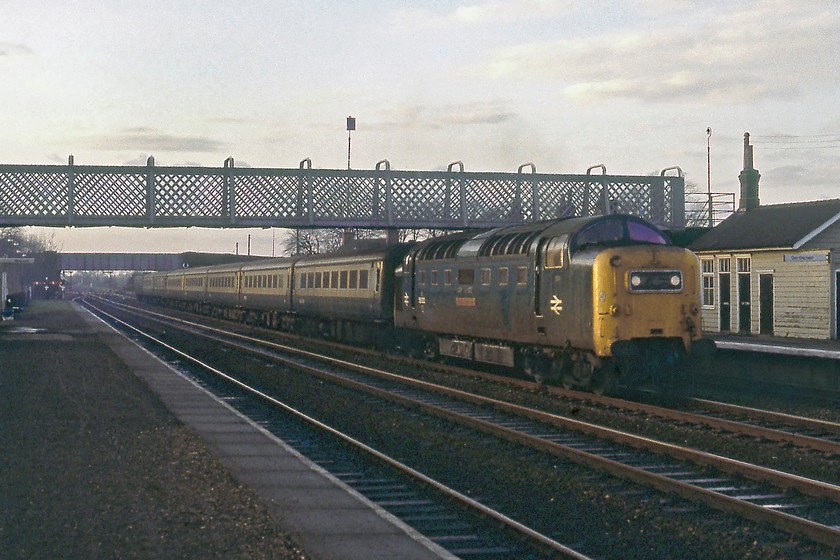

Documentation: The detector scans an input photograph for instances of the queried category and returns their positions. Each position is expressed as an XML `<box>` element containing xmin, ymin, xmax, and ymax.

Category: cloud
<box><xmin>372</xmin><ymin>101</ymin><xmax>517</xmax><ymax>131</ymax></box>
<box><xmin>479</xmin><ymin>1</ymin><xmax>840</xmax><ymax>103</ymax></box>
<box><xmin>389</xmin><ymin>0</ymin><xmax>578</xmax><ymax>30</ymax></box>
<box><xmin>81</xmin><ymin>127</ymin><xmax>228</xmax><ymax>153</ymax></box>
<box><xmin>0</xmin><ymin>42</ymin><xmax>33</xmax><ymax>57</ymax></box>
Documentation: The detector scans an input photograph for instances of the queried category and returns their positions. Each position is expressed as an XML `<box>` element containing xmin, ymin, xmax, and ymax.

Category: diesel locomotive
<box><xmin>134</xmin><ymin>214</ymin><xmax>711</xmax><ymax>392</ymax></box>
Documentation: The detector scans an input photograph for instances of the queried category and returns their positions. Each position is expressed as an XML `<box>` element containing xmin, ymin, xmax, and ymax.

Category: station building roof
<box><xmin>690</xmin><ymin>199</ymin><xmax>840</xmax><ymax>252</ymax></box>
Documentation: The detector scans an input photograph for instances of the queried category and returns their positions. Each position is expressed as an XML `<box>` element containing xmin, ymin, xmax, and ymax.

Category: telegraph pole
<box><xmin>707</xmin><ymin>127</ymin><xmax>713</xmax><ymax>227</ymax></box>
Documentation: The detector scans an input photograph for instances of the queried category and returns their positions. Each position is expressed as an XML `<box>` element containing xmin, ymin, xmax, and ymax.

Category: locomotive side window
<box><xmin>516</xmin><ymin>266</ymin><xmax>528</xmax><ymax>285</ymax></box>
<box><xmin>499</xmin><ymin>267</ymin><xmax>509</xmax><ymax>285</ymax></box>
<box><xmin>418</xmin><ymin>270</ymin><xmax>426</xmax><ymax>285</ymax></box>
<box><xmin>480</xmin><ymin>268</ymin><xmax>491</xmax><ymax>285</ymax></box>
<box><xmin>543</xmin><ymin>235</ymin><xmax>567</xmax><ymax>268</ymax></box>
<box><xmin>458</xmin><ymin>269</ymin><xmax>474</xmax><ymax>285</ymax></box>
<box><xmin>444</xmin><ymin>269</ymin><xmax>452</xmax><ymax>285</ymax></box>
<box><xmin>430</xmin><ymin>270</ymin><xmax>439</xmax><ymax>285</ymax></box>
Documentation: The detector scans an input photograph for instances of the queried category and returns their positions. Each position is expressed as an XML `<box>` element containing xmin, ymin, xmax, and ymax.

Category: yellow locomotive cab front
<box><xmin>592</xmin><ymin>245</ymin><xmax>702</xmax><ymax>358</ymax></box>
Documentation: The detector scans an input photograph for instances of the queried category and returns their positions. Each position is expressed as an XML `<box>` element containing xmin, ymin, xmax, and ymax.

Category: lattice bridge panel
<box><xmin>0</xmin><ymin>158</ymin><xmax>685</xmax><ymax>230</ymax></box>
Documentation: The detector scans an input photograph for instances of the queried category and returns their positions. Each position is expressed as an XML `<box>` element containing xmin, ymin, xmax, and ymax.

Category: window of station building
<box><xmin>737</xmin><ymin>257</ymin><xmax>750</xmax><ymax>273</ymax></box>
<box><xmin>349</xmin><ymin>270</ymin><xmax>358</xmax><ymax>289</ymax></box>
<box><xmin>340</xmin><ymin>270</ymin><xmax>348</xmax><ymax>289</ymax></box>
<box><xmin>315</xmin><ymin>271</ymin><xmax>322</xmax><ymax>289</ymax></box>
<box><xmin>480</xmin><ymin>268</ymin><xmax>491</xmax><ymax>285</ymax></box>
<box><xmin>719</xmin><ymin>258</ymin><xmax>730</xmax><ymax>273</ymax></box>
<box><xmin>359</xmin><ymin>269</ymin><xmax>369</xmax><ymax>290</ymax></box>
<box><xmin>430</xmin><ymin>269</ymin><xmax>439</xmax><ymax>286</ymax></box>
<box><xmin>444</xmin><ymin>269</ymin><xmax>452</xmax><ymax>286</ymax></box>
<box><xmin>458</xmin><ymin>268</ymin><xmax>474</xmax><ymax>285</ymax></box>
<box><xmin>701</xmin><ymin>259</ymin><xmax>715</xmax><ymax>307</ymax></box>
<box><xmin>499</xmin><ymin>267</ymin><xmax>509</xmax><ymax>285</ymax></box>
<box><xmin>516</xmin><ymin>266</ymin><xmax>528</xmax><ymax>285</ymax></box>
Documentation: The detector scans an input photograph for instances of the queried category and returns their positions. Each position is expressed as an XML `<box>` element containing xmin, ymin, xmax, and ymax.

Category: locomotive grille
<box><xmin>628</xmin><ymin>270</ymin><xmax>682</xmax><ymax>292</ymax></box>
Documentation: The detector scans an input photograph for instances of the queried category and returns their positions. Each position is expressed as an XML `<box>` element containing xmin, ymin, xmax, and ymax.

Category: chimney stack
<box><xmin>738</xmin><ymin>132</ymin><xmax>760</xmax><ymax>211</ymax></box>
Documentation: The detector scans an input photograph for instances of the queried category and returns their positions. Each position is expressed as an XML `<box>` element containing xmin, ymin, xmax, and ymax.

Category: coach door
<box><xmin>737</xmin><ymin>257</ymin><xmax>751</xmax><ymax>333</ymax></box>
<box><xmin>759</xmin><ymin>273</ymin><xmax>774</xmax><ymax>335</ymax></box>
<box><xmin>718</xmin><ymin>258</ymin><xmax>730</xmax><ymax>332</ymax></box>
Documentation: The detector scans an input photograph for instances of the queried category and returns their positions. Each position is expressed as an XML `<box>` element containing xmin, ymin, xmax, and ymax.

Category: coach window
<box><xmin>340</xmin><ymin>270</ymin><xmax>348</xmax><ymax>289</ymax></box>
<box><xmin>308</xmin><ymin>272</ymin><xmax>315</xmax><ymax>288</ymax></box>
<box><xmin>331</xmin><ymin>270</ymin><xmax>339</xmax><ymax>288</ymax></box>
<box><xmin>349</xmin><ymin>270</ymin><xmax>358</xmax><ymax>289</ymax></box>
<box><xmin>359</xmin><ymin>269</ymin><xmax>369</xmax><ymax>290</ymax></box>
<box><xmin>315</xmin><ymin>272</ymin><xmax>322</xmax><ymax>288</ymax></box>
<box><xmin>298</xmin><ymin>273</ymin><xmax>305</xmax><ymax>289</ymax></box>
<box><xmin>499</xmin><ymin>267</ymin><xmax>509</xmax><ymax>285</ymax></box>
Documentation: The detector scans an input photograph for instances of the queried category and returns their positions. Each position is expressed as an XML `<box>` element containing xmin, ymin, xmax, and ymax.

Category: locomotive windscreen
<box><xmin>571</xmin><ymin>217</ymin><xmax>670</xmax><ymax>253</ymax></box>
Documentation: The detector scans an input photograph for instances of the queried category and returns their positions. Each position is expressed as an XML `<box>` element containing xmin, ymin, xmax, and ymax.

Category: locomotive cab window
<box><xmin>571</xmin><ymin>217</ymin><xmax>670</xmax><ymax>253</ymax></box>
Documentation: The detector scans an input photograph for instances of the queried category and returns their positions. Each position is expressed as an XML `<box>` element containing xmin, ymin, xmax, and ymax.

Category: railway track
<box><xmin>81</xmin><ymin>297</ymin><xmax>591</xmax><ymax>560</ymax></box>
<box><xmin>88</xmin><ymin>296</ymin><xmax>840</xmax><ymax>554</ymax></box>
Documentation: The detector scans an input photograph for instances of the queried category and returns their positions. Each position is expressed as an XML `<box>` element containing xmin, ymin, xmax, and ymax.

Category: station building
<box><xmin>690</xmin><ymin>134</ymin><xmax>840</xmax><ymax>339</ymax></box>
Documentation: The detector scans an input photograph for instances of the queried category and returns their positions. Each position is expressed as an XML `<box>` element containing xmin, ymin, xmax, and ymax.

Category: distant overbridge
<box><xmin>57</xmin><ymin>252</ymin><xmax>265</xmax><ymax>271</ymax></box>
<box><xmin>0</xmin><ymin>157</ymin><xmax>687</xmax><ymax>230</ymax></box>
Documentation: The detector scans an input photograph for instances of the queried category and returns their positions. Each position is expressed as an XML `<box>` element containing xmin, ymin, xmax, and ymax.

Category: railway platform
<box><xmin>707</xmin><ymin>333</ymin><xmax>840</xmax><ymax>393</ymax></box>
<box><xmin>0</xmin><ymin>300</ymin><xmax>454</xmax><ymax>560</ymax></box>
<box><xmin>712</xmin><ymin>332</ymin><xmax>840</xmax><ymax>360</ymax></box>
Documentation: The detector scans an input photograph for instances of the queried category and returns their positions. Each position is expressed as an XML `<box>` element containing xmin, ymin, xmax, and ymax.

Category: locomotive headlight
<box><xmin>670</xmin><ymin>274</ymin><xmax>681</xmax><ymax>287</ymax></box>
<box><xmin>630</xmin><ymin>274</ymin><xmax>642</xmax><ymax>287</ymax></box>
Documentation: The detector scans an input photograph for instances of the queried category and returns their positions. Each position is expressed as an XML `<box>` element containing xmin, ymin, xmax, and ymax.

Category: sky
<box><xmin>1</xmin><ymin>0</ymin><xmax>839</xmax><ymax>255</ymax></box>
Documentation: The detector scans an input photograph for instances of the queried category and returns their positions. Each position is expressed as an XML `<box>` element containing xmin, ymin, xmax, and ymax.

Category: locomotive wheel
<box><xmin>589</xmin><ymin>362</ymin><xmax>616</xmax><ymax>395</ymax></box>
<box><xmin>562</xmin><ymin>352</ymin><xmax>598</xmax><ymax>391</ymax></box>
<box><xmin>422</xmin><ymin>338</ymin><xmax>439</xmax><ymax>361</ymax></box>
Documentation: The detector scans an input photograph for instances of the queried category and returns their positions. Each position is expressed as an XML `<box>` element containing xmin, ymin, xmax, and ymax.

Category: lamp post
<box><xmin>346</xmin><ymin>116</ymin><xmax>355</xmax><ymax>169</ymax></box>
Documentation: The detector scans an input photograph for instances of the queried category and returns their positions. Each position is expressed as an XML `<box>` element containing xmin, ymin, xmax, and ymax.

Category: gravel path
<box><xmin>0</xmin><ymin>301</ymin><xmax>308</xmax><ymax>559</ymax></box>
